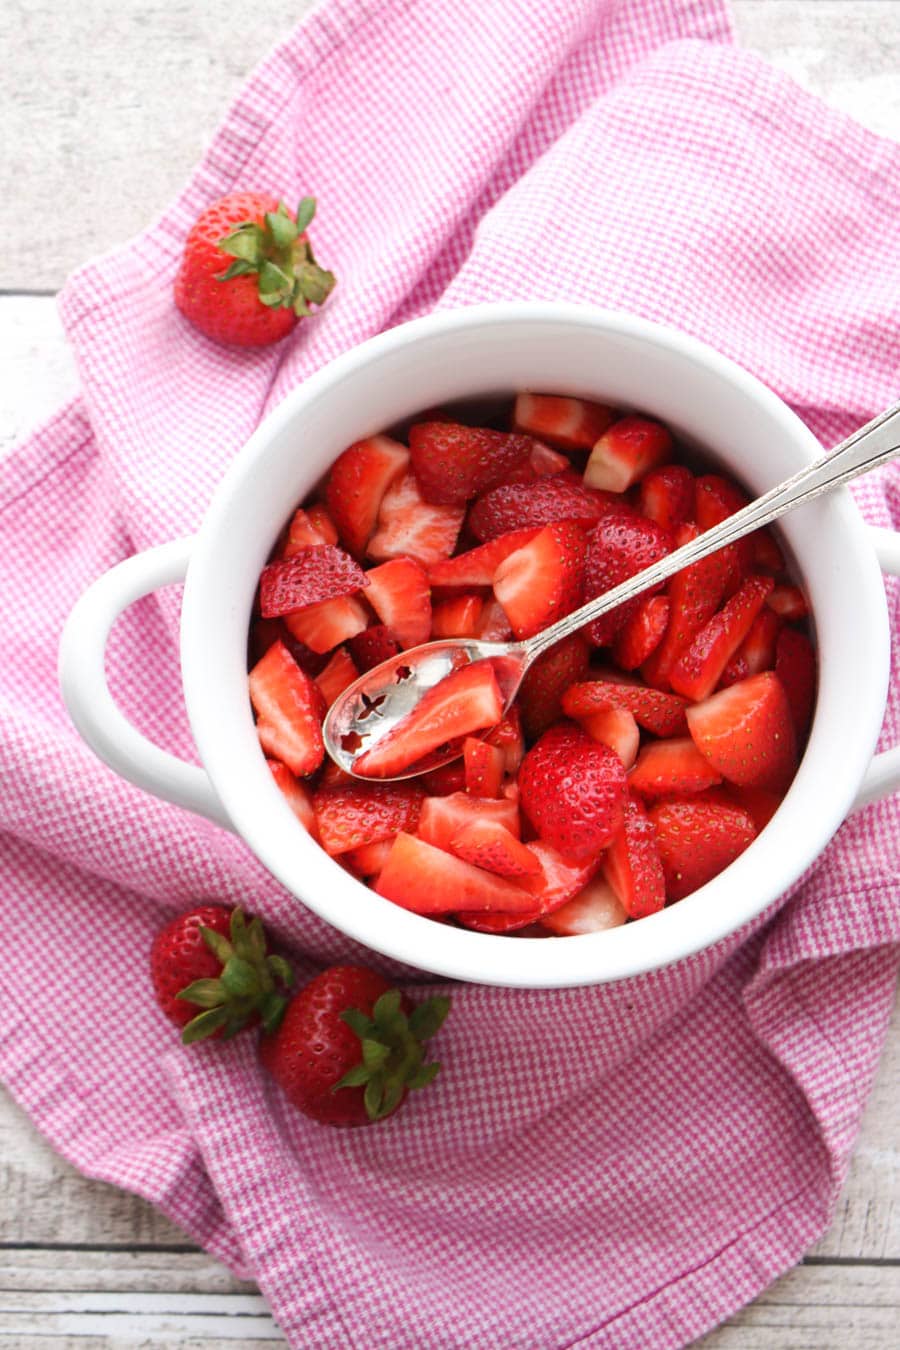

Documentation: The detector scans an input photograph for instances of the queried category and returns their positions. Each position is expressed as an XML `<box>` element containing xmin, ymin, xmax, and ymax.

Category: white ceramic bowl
<box><xmin>59</xmin><ymin>303</ymin><xmax>900</xmax><ymax>987</ymax></box>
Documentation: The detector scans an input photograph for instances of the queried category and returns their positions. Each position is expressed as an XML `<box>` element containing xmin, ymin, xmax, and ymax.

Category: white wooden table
<box><xmin>2</xmin><ymin>2</ymin><xmax>899</xmax><ymax>1343</ymax></box>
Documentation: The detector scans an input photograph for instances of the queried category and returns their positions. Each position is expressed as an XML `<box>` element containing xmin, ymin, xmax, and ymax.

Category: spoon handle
<box><xmin>525</xmin><ymin>400</ymin><xmax>900</xmax><ymax>660</ymax></box>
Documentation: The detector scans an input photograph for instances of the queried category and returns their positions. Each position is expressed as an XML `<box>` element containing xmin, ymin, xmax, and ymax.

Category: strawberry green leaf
<box><xmin>220</xmin><ymin>956</ymin><xmax>257</xmax><ymax>998</ymax></box>
<box><xmin>175</xmin><ymin>978</ymin><xmax>226</xmax><ymax>1009</ymax></box>
<box><xmin>218</xmin><ymin>222</ymin><xmax>264</xmax><ymax>263</ymax></box>
<box><xmin>181</xmin><ymin>1006</ymin><xmax>230</xmax><ymax>1044</ymax></box>
<box><xmin>200</xmin><ymin>927</ymin><xmax>233</xmax><ymax>964</ymax></box>
<box><xmin>266</xmin><ymin>209</ymin><xmax>298</xmax><ymax>250</ymax></box>
<box><xmin>266</xmin><ymin>954</ymin><xmax>293</xmax><ymax>987</ymax></box>
<box><xmin>295</xmin><ymin>197</ymin><xmax>317</xmax><ymax>233</ymax></box>
<box><xmin>333</xmin><ymin>1063</ymin><xmax>371</xmax><ymax>1091</ymax></box>
<box><xmin>362</xmin><ymin>1038</ymin><xmax>390</xmax><ymax>1071</ymax></box>
<box><xmin>260</xmin><ymin>991</ymin><xmax>289</xmax><ymax>1035</ymax></box>
<box><xmin>340</xmin><ymin>1007</ymin><xmax>375</xmax><ymax>1040</ymax></box>
<box><xmin>215</xmin><ymin>259</ymin><xmax>257</xmax><ymax>281</ymax></box>
<box><xmin>364</xmin><ymin>1075</ymin><xmax>386</xmax><ymax>1120</ymax></box>
<box><xmin>408</xmin><ymin>1061</ymin><xmax>441</xmax><ymax>1090</ymax></box>
<box><xmin>408</xmin><ymin>996</ymin><xmax>451</xmax><ymax>1041</ymax></box>
<box><xmin>379</xmin><ymin>1078</ymin><xmax>405</xmax><ymax>1119</ymax></box>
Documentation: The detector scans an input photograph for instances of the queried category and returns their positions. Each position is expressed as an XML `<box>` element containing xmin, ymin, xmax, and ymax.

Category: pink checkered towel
<box><xmin>3</xmin><ymin>0</ymin><xmax>900</xmax><ymax>1344</ymax></box>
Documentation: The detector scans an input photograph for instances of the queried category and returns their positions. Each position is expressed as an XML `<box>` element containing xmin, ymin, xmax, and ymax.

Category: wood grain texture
<box><xmin>3</xmin><ymin>0</ymin><xmax>900</xmax><ymax>1344</ymax></box>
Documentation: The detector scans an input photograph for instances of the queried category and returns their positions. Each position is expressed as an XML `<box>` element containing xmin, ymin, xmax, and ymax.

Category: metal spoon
<box><xmin>323</xmin><ymin>401</ymin><xmax>900</xmax><ymax>780</ymax></box>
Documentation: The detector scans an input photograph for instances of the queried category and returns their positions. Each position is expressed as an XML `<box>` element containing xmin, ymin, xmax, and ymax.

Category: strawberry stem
<box><xmin>333</xmin><ymin>989</ymin><xmax>451</xmax><ymax>1120</ymax></box>
<box><xmin>215</xmin><ymin>198</ymin><xmax>335</xmax><ymax>317</ymax></box>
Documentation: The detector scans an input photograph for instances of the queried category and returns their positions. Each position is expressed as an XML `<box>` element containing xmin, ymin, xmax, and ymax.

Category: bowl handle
<box><xmin>852</xmin><ymin>526</ymin><xmax>900</xmax><ymax>810</ymax></box>
<box><xmin>58</xmin><ymin>538</ymin><xmax>233</xmax><ymax>831</ymax></box>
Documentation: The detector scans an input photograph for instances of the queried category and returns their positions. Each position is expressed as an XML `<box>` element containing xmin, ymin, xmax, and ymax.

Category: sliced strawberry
<box><xmin>562</xmin><ymin>678</ymin><xmax>689</xmax><ymax>737</ymax></box>
<box><xmin>767</xmin><ymin>585</ymin><xmax>808</xmax><ymax>621</ymax></box>
<box><xmin>612</xmin><ymin>594</ymin><xmax>670</xmax><ymax>671</ymax></box>
<box><xmin>512</xmin><ymin>393</ymin><xmax>613</xmax><ymax>450</ymax></box>
<box><xmin>282</xmin><ymin>506</ymin><xmax>328</xmax><ymax>555</ymax></box>
<box><xmin>267</xmin><ymin>758</ymin><xmax>317</xmax><ymax>835</ymax></box>
<box><xmin>325</xmin><ymin>435</ymin><xmax>410</xmax><ymax>558</ymax></box>
<box><xmin>449</xmin><ymin>819</ymin><xmax>540</xmax><ymax>877</ymax></box>
<box><xmin>367</xmin><ymin>472</ymin><xmax>464</xmax><ymax>567</ymax></box>
<box><xmin>629</xmin><ymin>737</ymin><xmax>722</xmax><ymax>799</ymax></box>
<box><xmin>375</xmin><ymin>832</ymin><xmax>534</xmax><ymax>913</ymax></box>
<box><xmin>455</xmin><ymin>906</ymin><xmax>545</xmax><ymax>933</ymax></box>
<box><xmin>314</xmin><ymin>648</ymin><xmax>359</xmax><ymax>706</ymax></box>
<box><xmin>283</xmin><ymin>594</ymin><xmax>369</xmax><ymax>654</ymax></box>
<box><xmin>775</xmin><ymin>627</ymin><xmax>816</xmax><ymax>740</ymax></box>
<box><xmin>686</xmin><ymin>671</ymin><xmax>798</xmax><ymax>792</ymax></box>
<box><xmin>305</xmin><ymin>502</ymin><xmax>339</xmax><ymax>546</ymax></box>
<box><xmin>493</xmin><ymin>520</ymin><xmax>584</xmax><ymax>640</ymax></box>
<box><xmin>584</xmin><ymin>416</ymin><xmax>673</xmax><ymax>493</ymax></box>
<box><xmin>343</xmin><ymin>837</ymin><xmax>395</xmax><ymax>877</ymax></box>
<box><xmin>348</xmin><ymin>624</ymin><xmax>401</xmax><ymax>671</ymax></box>
<box><xmin>408</xmin><ymin>421</ymin><xmax>534</xmax><ymax>504</ymax></box>
<box><xmin>519</xmin><ymin>721</ymin><xmax>627</xmax><ymax>862</ymax></box>
<box><xmin>427</xmin><ymin>528</ymin><xmax>541</xmax><ymax>587</ymax></box>
<box><xmin>751</xmin><ymin>529</ymin><xmax>785</xmax><ymax>574</ymax></box>
<box><xmin>580</xmin><ymin>707</ymin><xmax>640</xmax><ymax>769</ymax></box>
<box><xmin>419</xmin><ymin>761</ymin><xmax>467</xmax><ymax>796</ymax></box>
<box><xmin>259</xmin><ymin>545</ymin><xmax>368</xmax><ymax>618</ymax></box>
<box><xmin>502</xmin><ymin>441</ymin><xmax>572</xmax><ymax>483</ymax></box>
<box><xmin>649</xmin><ymin>797</ymin><xmax>757</xmax><ymax>900</ymax></box>
<box><xmin>476</xmin><ymin>597</ymin><xmax>514</xmax><ymax>642</ymax></box>
<box><xmin>669</xmin><ymin>574</ymin><xmax>774</xmax><ymax>702</ymax></box>
<box><xmin>540</xmin><ymin>876</ymin><xmax>627</xmax><ymax>935</ymax></box>
<box><xmin>363</xmin><ymin>556</ymin><xmax>432</xmax><ymax>648</ymax></box>
<box><xmin>694</xmin><ymin>474</ymin><xmax>753</xmax><ymax>594</ymax></box>
<box><xmin>725</xmin><ymin>784</ymin><xmax>782</xmax><ymax>832</ymax></box>
<box><xmin>417</xmin><ymin>792</ymin><xmax>520</xmax><ymax>849</ymax></box>
<box><xmin>353</xmin><ymin>661</ymin><xmax>504</xmax><ymax>779</ymax></box>
<box><xmin>459</xmin><ymin>841</ymin><xmax>603</xmax><ymax>931</ymax></box>
<box><xmin>431</xmin><ymin>594</ymin><xmax>483</xmax><ymax>638</ymax></box>
<box><xmin>468</xmin><ymin>471</ymin><xmax>619</xmax><ymax>541</ymax></box>
<box><xmin>485</xmin><ymin>708</ymin><xmax>526</xmax><ymax>775</ymax></box>
<box><xmin>518</xmin><ymin>632</ymin><xmax>591</xmax><ymax>742</ymax></box>
<box><xmin>602</xmin><ymin>793</ymin><xmax>666</xmax><ymax>918</ymax></box>
<box><xmin>583</xmin><ymin>512</ymin><xmax>672</xmax><ymax>645</ymax></box>
<box><xmin>721</xmin><ymin>607</ymin><xmax>781</xmax><ymax>685</ymax></box>
<box><xmin>463</xmin><ymin>737</ymin><xmax>504</xmax><ymax>798</ymax></box>
<box><xmin>249</xmin><ymin>640</ymin><xmax>326</xmax><ymax>777</ymax></box>
<box><xmin>637</xmin><ymin>464</ymin><xmax>696</xmax><ymax>534</ymax></box>
<box><xmin>312</xmin><ymin>781</ymin><xmax>424</xmax><ymax>856</ymax></box>
<box><xmin>641</xmin><ymin>523</ymin><xmax>732</xmax><ymax>688</ymax></box>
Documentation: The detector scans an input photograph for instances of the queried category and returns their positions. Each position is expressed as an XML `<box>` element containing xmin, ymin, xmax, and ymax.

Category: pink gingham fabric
<box><xmin>3</xmin><ymin>0</ymin><xmax>900</xmax><ymax>1343</ymax></box>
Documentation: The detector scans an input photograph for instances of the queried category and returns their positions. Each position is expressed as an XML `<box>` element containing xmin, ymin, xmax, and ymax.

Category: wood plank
<box><xmin>0</xmin><ymin>1249</ymin><xmax>254</xmax><ymax>1296</ymax></box>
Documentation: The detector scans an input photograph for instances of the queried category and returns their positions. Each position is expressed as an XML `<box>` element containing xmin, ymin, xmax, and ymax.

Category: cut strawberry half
<box><xmin>686</xmin><ymin>671</ymin><xmax>798</xmax><ymax>793</ymax></box>
<box><xmin>305</xmin><ymin>503</ymin><xmax>339</xmax><ymax>546</ymax></box>
<box><xmin>602</xmin><ymin>793</ymin><xmax>666</xmax><ymax>918</ymax></box>
<box><xmin>417</xmin><ymin>791</ymin><xmax>520</xmax><ymax>849</ymax></box>
<box><xmin>449</xmin><ymin>818</ymin><xmax>540</xmax><ymax>877</ymax></box>
<box><xmin>629</xmin><ymin>737</ymin><xmax>722</xmax><ymax>799</ymax></box>
<box><xmin>584</xmin><ymin>415</ymin><xmax>673</xmax><ymax>493</ymax></box>
<box><xmin>467</xmin><ymin>471</ymin><xmax>620</xmax><ymax>541</ymax></box>
<box><xmin>540</xmin><ymin>876</ymin><xmax>627</xmax><ymax>935</ymax></box>
<box><xmin>476</xmin><ymin>597</ymin><xmax>514</xmax><ymax>642</ymax></box>
<box><xmin>669</xmin><ymin>574</ymin><xmax>774</xmax><ymax>702</ymax></box>
<box><xmin>641</xmin><ymin>523</ymin><xmax>732</xmax><ymax>688</ymax></box>
<box><xmin>519</xmin><ymin>721</ymin><xmax>627</xmax><ymax>862</ymax></box>
<box><xmin>612</xmin><ymin>594</ymin><xmax>670</xmax><ymax>671</ymax></box>
<box><xmin>431</xmin><ymin>594</ymin><xmax>483</xmax><ymax>638</ymax></box>
<box><xmin>267</xmin><ymin>758</ymin><xmax>317</xmax><ymax>835</ymax></box>
<box><xmin>348</xmin><ymin>624</ymin><xmax>401</xmax><ymax>671</ymax></box>
<box><xmin>637</xmin><ymin>464</ymin><xmax>696</xmax><ymax>534</ymax></box>
<box><xmin>649</xmin><ymin>796</ymin><xmax>757</xmax><ymax>901</ymax></box>
<box><xmin>353</xmin><ymin>660</ymin><xmax>505</xmax><ymax>779</ymax></box>
<box><xmin>343</xmin><ymin>837</ymin><xmax>395</xmax><ymax>877</ymax></box>
<box><xmin>312</xmin><ymin>781</ymin><xmax>424</xmax><ymax>856</ymax></box>
<box><xmin>502</xmin><ymin>441</ymin><xmax>572</xmax><ymax>483</ymax></box>
<box><xmin>259</xmin><ymin>545</ymin><xmax>368</xmax><ymax>618</ymax></box>
<box><xmin>408</xmin><ymin>421</ymin><xmax>534</xmax><ymax>504</ymax></box>
<box><xmin>694</xmin><ymin>474</ymin><xmax>753</xmax><ymax>595</ymax></box>
<box><xmin>281</xmin><ymin>506</ymin><xmax>328</xmax><ymax>555</ymax></box>
<box><xmin>325</xmin><ymin>435</ymin><xmax>409</xmax><ymax>558</ymax></box>
<box><xmin>458</xmin><ymin>841</ymin><xmax>603</xmax><ymax>931</ymax></box>
<box><xmin>363</xmin><ymin>556</ymin><xmax>432</xmax><ymax>648</ymax></box>
<box><xmin>721</xmin><ymin>606</ymin><xmax>781</xmax><ymax>685</ymax></box>
<box><xmin>579</xmin><ymin>706</ymin><xmax>640</xmax><ymax>769</ymax></box>
<box><xmin>463</xmin><ymin>737</ymin><xmax>504</xmax><ymax>798</ymax></box>
<box><xmin>518</xmin><ymin>632</ymin><xmax>591</xmax><ymax>741</ymax></box>
<box><xmin>283</xmin><ymin>594</ymin><xmax>369</xmax><ymax>654</ymax></box>
<box><xmin>582</xmin><ymin>512</ymin><xmax>672</xmax><ymax>645</ymax></box>
<box><xmin>367</xmin><ymin>472</ymin><xmax>465</xmax><ymax>567</ymax></box>
<box><xmin>767</xmin><ymin>585</ymin><xmax>808</xmax><ymax>621</ymax></box>
<box><xmin>427</xmin><ymin>528</ymin><xmax>541</xmax><ymax>588</ymax></box>
<box><xmin>512</xmin><ymin>393</ymin><xmax>613</xmax><ymax>450</ymax></box>
<box><xmin>314</xmin><ymin>648</ymin><xmax>359</xmax><ymax>706</ymax></box>
<box><xmin>485</xmin><ymin>707</ymin><xmax>526</xmax><ymax>775</ymax></box>
<box><xmin>249</xmin><ymin>640</ymin><xmax>326</xmax><ymax>777</ymax></box>
<box><xmin>420</xmin><ymin>761</ymin><xmax>468</xmax><ymax>797</ymax></box>
<box><xmin>751</xmin><ymin>529</ymin><xmax>785</xmax><ymax>574</ymax></box>
<box><xmin>562</xmin><ymin>678</ymin><xmax>689</xmax><ymax>738</ymax></box>
<box><xmin>375</xmin><ymin>832</ymin><xmax>535</xmax><ymax>913</ymax></box>
<box><xmin>775</xmin><ymin>627</ymin><xmax>816</xmax><ymax>739</ymax></box>
<box><xmin>493</xmin><ymin>520</ymin><xmax>584</xmax><ymax>640</ymax></box>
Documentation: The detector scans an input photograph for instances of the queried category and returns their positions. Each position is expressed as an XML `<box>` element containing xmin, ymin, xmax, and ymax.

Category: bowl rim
<box><xmin>181</xmin><ymin>301</ymin><xmax>889</xmax><ymax>987</ymax></box>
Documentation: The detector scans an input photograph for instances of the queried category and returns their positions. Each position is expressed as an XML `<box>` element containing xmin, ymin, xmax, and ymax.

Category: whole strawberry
<box><xmin>150</xmin><ymin>905</ymin><xmax>293</xmax><ymax>1044</ymax></box>
<box><xmin>174</xmin><ymin>193</ymin><xmax>335</xmax><ymax>347</ymax></box>
<box><xmin>518</xmin><ymin>720</ymin><xmax>627</xmax><ymax>862</ymax></box>
<box><xmin>260</xmin><ymin>965</ymin><xmax>450</xmax><ymax>1127</ymax></box>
